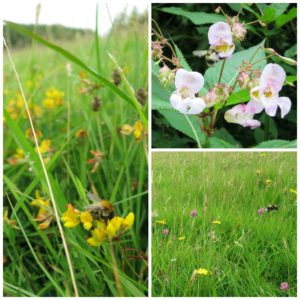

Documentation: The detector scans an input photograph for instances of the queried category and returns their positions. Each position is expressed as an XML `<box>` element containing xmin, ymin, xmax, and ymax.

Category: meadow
<box><xmin>152</xmin><ymin>152</ymin><xmax>296</xmax><ymax>296</ymax></box>
<box><xmin>3</xmin><ymin>8</ymin><xmax>148</xmax><ymax>297</ymax></box>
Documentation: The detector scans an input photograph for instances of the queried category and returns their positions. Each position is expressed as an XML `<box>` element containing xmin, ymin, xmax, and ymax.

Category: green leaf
<box><xmin>225</xmin><ymin>90</ymin><xmax>250</xmax><ymax>106</ymax></box>
<box><xmin>276</xmin><ymin>7</ymin><xmax>297</xmax><ymax>28</ymax></box>
<box><xmin>158</xmin><ymin>7</ymin><xmax>226</xmax><ymax>25</ymax></box>
<box><xmin>213</xmin><ymin>128</ymin><xmax>241</xmax><ymax>147</ymax></box>
<box><xmin>284</xmin><ymin>45</ymin><xmax>297</xmax><ymax>58</ymax></box>
<box><xmin>159</xmin><ymin>110</ymin><xmax>206</xmax><ymax>144</ymax></box>
<box><xmin>152</xmin><ymin>75</ymin><xmax>173</xmax><ymax>111</ymax></box>
<box><xmin>5</xmin><ymin>21</ymin><xmax>147</xmax><ymax>123</ymax></box>
<box><xmin>174</xmin><ymin>43</ymin><xmax>192</xmax><ymax>71</ymax></box>
<box><xmin>208</xmin><ymin>137</ymin><xmax>235</xmax><ymax>148</ymax></box>
<box><xmin>255</xmin><ymin>139</ymin><xmax>296</xmax><ymax>148</ymax></box>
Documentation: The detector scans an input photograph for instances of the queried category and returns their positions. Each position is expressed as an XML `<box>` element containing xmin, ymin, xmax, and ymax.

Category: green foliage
<box><xmin>152</xmin><ymin>152</ymin><xmax>297</xmax><ymax>296</ymax></box>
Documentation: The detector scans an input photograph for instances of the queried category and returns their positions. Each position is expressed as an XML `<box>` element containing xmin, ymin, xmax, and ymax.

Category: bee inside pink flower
<box><xmin>190</xmin><ymin>209</ymin><xmax>198</xmax><ymax>218</ymax></box>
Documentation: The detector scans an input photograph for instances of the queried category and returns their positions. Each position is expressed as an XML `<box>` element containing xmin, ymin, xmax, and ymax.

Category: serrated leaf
<box><xmin>158</xmin><ymin>7</ymin><xmax>226</xmax><ymax>25</ymax></box>
<box><xmin>174</xmin><ymin>43</ymin><xmax>192</xmax><ymax>71</ymax></box>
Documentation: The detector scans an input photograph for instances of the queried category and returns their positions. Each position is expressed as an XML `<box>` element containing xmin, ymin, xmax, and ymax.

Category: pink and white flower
<box><xmin>250</xmin><ymin>64</ymin><xmax>291</xmax><ymax>118</ymax></box>
<box><xmin>224</xmin><ymin>102</ymin><xmax>261</xmax><ymax>129</ymax></box>
<box><xmin>170</xmin><ymin>69</ymin><xmax>206</xmax><ymax>115</ymax></box>
<box><xmin>208</xmin><ymin>22</ymin><xmax>235</xmax><ymax>58</ymax></box>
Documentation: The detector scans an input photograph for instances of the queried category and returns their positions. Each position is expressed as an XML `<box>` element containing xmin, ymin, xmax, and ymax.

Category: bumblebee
<box><xmin>266</xmin><ymin>204</ymin><xmax>278</xmax><ymax>212</ymax></box>
<box><xmin>85</xmin><ymin>192</ymin><xmax>114</xmax><ymax>222</ymax></box>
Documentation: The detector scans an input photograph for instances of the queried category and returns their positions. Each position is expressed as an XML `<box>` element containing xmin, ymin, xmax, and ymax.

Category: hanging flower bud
<box><xmin>158</xmin><ymin>65</ymin><xmax>175</xmax><ymax>87</ymax></box>
<box><xmin>152</xmin><ymin>41</ymin><xmax>163</xmax><ymax>61</ymax></box>
<box><xmin>205</xmin><ymin>83</ymin><xmax>231</xmax><ymax>107</ymax></box>
<box><xmin>232</xmin><ymin>22</ymin><xmax>247</xmax><ymax>41</ymax></box>
<box><xmin>237</xmin><ymin>71</ymin><xmax>251</xmax><ymax>89</ymax></box>
<box><xmin>112</xmin><ymin>69</ymin><xmax>121</xmax><ymax>86</ymax></box>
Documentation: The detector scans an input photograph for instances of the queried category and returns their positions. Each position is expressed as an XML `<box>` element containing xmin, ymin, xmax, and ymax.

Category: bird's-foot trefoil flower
<box><xmin>250</xmin><ymin>63</ymin><xmax>291</xmax><ymax>118</ymax></box>
<box><xmin>208</xmin><ymin>22</ymin><xmax>235</xmax><ymax>58</ymax></box>
<box><xmin>170</xmin><ymin>69</ymin><xmax>206</xmax><ymax>115</ymax></box>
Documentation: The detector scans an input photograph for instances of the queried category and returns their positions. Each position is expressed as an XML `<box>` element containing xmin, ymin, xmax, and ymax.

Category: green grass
<box><xmin>3</xmin><ymin>11</ymin><xmax>148</xmax><ymax>297</ymax></box>
<box><xmin>152</xmin><ymin>152</ymin><xmax>296</xmax><ymax>297</ymax></box>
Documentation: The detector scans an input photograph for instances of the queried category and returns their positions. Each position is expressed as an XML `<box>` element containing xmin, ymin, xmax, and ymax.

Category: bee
<box><xmin>266</xmin><ymin>204</ymin><xmax>278</xmax><ymax>212</ymax></box>
<box><xmin>85</xmin><ymin>192</ymin><xmax>114</xmax><ymax>223</ymax></box>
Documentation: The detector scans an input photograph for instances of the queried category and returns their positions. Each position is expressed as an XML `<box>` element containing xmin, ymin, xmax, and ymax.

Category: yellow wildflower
<box><xmin>178</xmin><ymin>236</ymin><xmax>186</xmax><ymax>240</ymax></box>
<box><xmin>43</xmin><ymin>98</ymin><xmax>55</xmax><ymax>109</ymax></box>
<box><xmin>33</xmin><ymin>104</ymin><xmax>43</xmax><ymax>118</ymax></box>
<box><xmin>155</xmin><ymin>219</ymin><xmax>166</xmax><ymax>225</ymax></box>
<box><xmin>31</xmin><ymin>190</ymin><xmax>53</xmax><ymax>229</ymax></box>
<box><xmin>212</xmin><ymin>220</ymin><xmax>221</xmax><ymax>225</ymax></box>
<box><xmin>260</xmin><ymin>153</ymin><xmax>267</xmax><ymax>157</ymax></box>
<box><xmin>195</xmin><ymin>268</ymin><xmax>209</xmax><ymax>275</ymax></box>
<box><xmin>134</xmin><ymin>121</ymin><xmax>143</xmax><ymax>140</ymax></box>
<box><xmin>36</xmin><ymin>139</ymin><xmax>52</xmax><ymax>154</ymax></box>
<box><xmin>80</xmin><ymin>211</ymin><xmax>93</xmax><ymax>230</ymax></box>
<box><xmin>7</xmin><ymin>148</ymin><xmax>25</xmax><ymax>165</ymax></box>
<box><xmin>4</xmin><ymin>210</ymin><xmax>19</xmax><ymax>229</ymax></box>
<box><xmin>107</xmin><ymin>216</ymin><xmax>123</xmax><ymax>239</ymax></box>
<box><xmin>289</xmin><ymin>189</ymin><xmax>297</xmax><ymax>195</ymax></box>
<box><xmin>61</xmin><ymin>204</ymin><xmax>81</xmax><ymax>228</ymax></box>
<box><xmin>14</xmin><ymin>148</ymin><xmax>24</xmax><ymax>159</ymax></box>
<box><xmin>123</xmin><ymin>212</ymin><xmax>134</xmax><ymax>229</ymax></box>
<box><xmin>43</xmin><ymin>87</ymin><xmax>64</xmax><ymax>109</ymax></box>
<box><xmin>87</xmin><ymin>224</ymin><xmax>107</xmax><ymax>246</ymax></box>
<box><xmin>265</xmin><ymin>179</ymin><xmax>272</xmax><ymax>185</ymax></box>
<box><xmin>120</xmin><ymin>124</ymin><xmax>133</xmax><ymax>135</ymax></box>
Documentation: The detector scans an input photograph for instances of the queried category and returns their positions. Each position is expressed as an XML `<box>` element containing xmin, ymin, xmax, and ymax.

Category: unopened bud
<box><xmin>151</xmin><ymin>41</ymin><xmax>163</xmax><ymax>61</ymax></box>
<box><xmin>112</xmin><ymin>69</ymin><xmax>121</xmax><ymax>86</ymax></box>
<box><xmin>135</xmin><ymin>88</ymin><xmax>147</xmax><ymax>105</ymax></box>
<box><xmin>232</xmin><ymin>22</ymin><xmax>247</xmax><ymax>41</ymax></box>
<box><xmin>91</xmin><ymin>96</ymin><xmax>101</xmax><ymax>111</ymax></box>
<box><xmin>237</xmin><ymin>71</ymin><xmax>250</xmax><ymax>89</ymax></box>
<box><xmin>158</xmin><ymin>65</ymin><xmax>175</xmax><ymax>87</ymax></box>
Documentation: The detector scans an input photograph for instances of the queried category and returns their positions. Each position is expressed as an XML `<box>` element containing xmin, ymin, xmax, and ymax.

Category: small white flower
<box><xmin>208</xmin><ymin>22</ymin><xmax>235</xmax><ymax>58</ymax></box>
<box><xmin>170</xmin><ymin>69</ymin><xmax>206</xmax><ymax>115</ymax></box>
<box><xmin>250</xmin><ymin>63</ymin><xmax>291</xmax><ymax>118</ymax></box>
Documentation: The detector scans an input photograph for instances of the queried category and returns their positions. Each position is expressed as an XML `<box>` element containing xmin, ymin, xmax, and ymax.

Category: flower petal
<box><xmin>172</xmin><ymin>96</ymin><xmax>206</xmax><ymax>115</ymax></box>
<box><xmin>247</xmin><ymin>99</ymin><xmax>264</xmax><ymax>114</ymax></box>
<box><xmin>277</xmin><ymin>96</ymin><xmax>291</xmax><ymax>118</ymax></box>
<box><xmin>259</xmin><ymin>63</ymin><xmax>286</xmax><ymax>93</ymax></box>
<box><xmin>260</xmin><ymin>98</ymin><xmax>278</xmax><ymax>117</ymax></box>
<box><xmin>175</xmin><ymin>69</ymin><xmax>204</xmax><ymax>94</ymax></box>
<box><xmin>208</xmin><ymin>22</ymin><xmax>233</xmax><ymax>46</ymax></box>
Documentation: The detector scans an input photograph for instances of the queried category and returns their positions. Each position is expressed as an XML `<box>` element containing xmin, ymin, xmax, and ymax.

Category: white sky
<box><xmin>2</xmin><ymin>0</ymin><xmax>148</xmax><ymax>35</ymax></box>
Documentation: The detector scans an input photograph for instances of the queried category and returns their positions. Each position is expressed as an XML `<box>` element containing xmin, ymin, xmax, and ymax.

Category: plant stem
<box><xmin>109</xmin><ymin>242</ymin><xmax>124</xmax><ymax>297</ymax></box>
<box><xmin>252</xmin><ymin>53</ymin><xmax>276</xmax><ymax>66</ymax></box>
<box><xmin>185</xmin><ymin>114</ymin><xmax>201</xmax><ymax>148</ymax></box>
<box><xmin>218</xmin><ymin>59</ymin><xmax>227</xmax><ymax>84</ymax></box>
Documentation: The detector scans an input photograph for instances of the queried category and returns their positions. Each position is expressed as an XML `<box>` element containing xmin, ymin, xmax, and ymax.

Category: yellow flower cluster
<box><xmin>61</xmin><ymin>204</ymin><xmax>134</xmax><ymax>247</ymax></box>
<box><xmin>120</xmin><ymin>121</ymin><xmax>145</xmax><ymax>141</ymax></box>
<box><xmin>43</xmin><ymin>87</ymin><xmax>64</xmax><ymax>110</ymax></box>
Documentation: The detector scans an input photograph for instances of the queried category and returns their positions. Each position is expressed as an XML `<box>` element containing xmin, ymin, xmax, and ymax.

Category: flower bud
<box><xmin>91</xmin><ymin>96</ymin><xmax>101</xmax><ymax>111</ymax></box>
<box><xmin>205</xmin><ymin>83</ymin><xmax>231</xmax><ymax>107</ymax></box>
<box><xmin>151</xmin><ymin>41</ymin><xmax>163</xmax><ymax>61</ymax></box>
<box><xmin>158</xmin><ymin>65</ymin><xmax>175</xmax><ymax>87</ymax></box>
<box><xmin>135</xmin><ymin>88</ymin><xmax>147</xmax><ymax>106</ymax></box>
<box><xmin>112</xmin><ymin>69</ymin><xmax>121</xmax><ymax>86</ymax></box>
<box><xmin>237</xmin><ymin>71</ymin><xmax>250</xmax><ymax>89</ymax></box>
<box><xmin>232</xmin><ymin>22</ymin><xmax>247</xmax><ymax>41</ymax></box>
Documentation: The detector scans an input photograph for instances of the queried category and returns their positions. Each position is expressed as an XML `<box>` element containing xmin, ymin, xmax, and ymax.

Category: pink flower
<box><xmin>280</xmin><ymin>282</ymin><xmax>289</xmax><ymax>291</ymax></box>
<box><xmin>250</xmin><ymin>64</ymin><xmax>291</xmax><ymax>118</ymax></box>
<box><xmin>257</xmin><ymin>208</ymin><xmax>265</xmax><ymax>216</ymax></box>
<box><xmin>170</xmin><ymin>69</ymin><xmax>206</xmax><ymax>115</ymax></box>
<box><xmin>162</xmin><ymin>228</ymin><xmax>169</xmax><ymax>236</ymax></box>
<box><xmin>224</xmin><ymin>102</ymin><xmax>261</xmax><ymax>129</ymax></box>
<box><xmin>208</xmin><ymin>22</ymin><xmax>235</xmax><ymax>58</ymax></box>
<box><xmin>190</xmin><ymin>209</ymin><xmax>198</xmax><ymax>218</ymax></box>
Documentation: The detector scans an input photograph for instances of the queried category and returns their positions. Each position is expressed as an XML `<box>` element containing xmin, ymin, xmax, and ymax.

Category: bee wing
<box><xmin>85</xmin><ymin>203</ymin><xmax>103</xmax><ymax>210</ymax></box>
<box><xmin>87</xmin><ymin>191</ymin><xmax>102</xmax><ymax>203</ymax></box>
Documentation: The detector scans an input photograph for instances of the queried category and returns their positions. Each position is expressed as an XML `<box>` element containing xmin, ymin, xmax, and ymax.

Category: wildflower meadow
<box><xmin>152</xmin><ymin>3</ymin><xmax>297</xmax><ymax>148</ymax></box>
<box><xmin>152</xmin><ymin>152</ymin><xmax>296</xmax><ymax>296</ymax></box>
<box><xmin>3</xmin><ymin>6</ymin><xmax>148</xmax><ymax>297</ymax></box>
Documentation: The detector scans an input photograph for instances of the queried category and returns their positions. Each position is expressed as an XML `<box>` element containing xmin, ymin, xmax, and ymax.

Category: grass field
<box><xmin>3</xmin><ymin>10</ymin><xmax>148</xmax><ymax>297</ymax></box>
<box><xmin>152</xmin><ymin>152</ymin><xmax>297</xmax><ymax>297</ymax></box>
